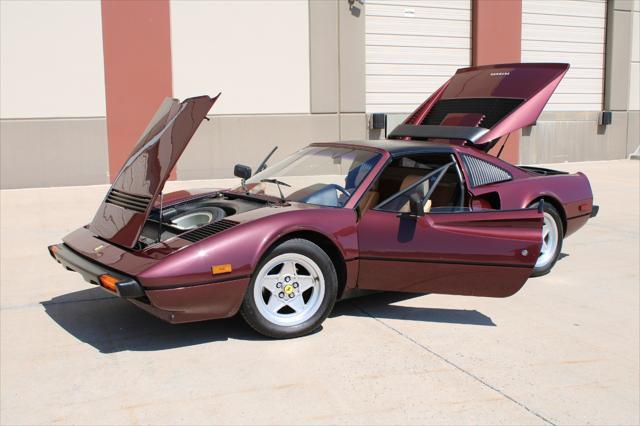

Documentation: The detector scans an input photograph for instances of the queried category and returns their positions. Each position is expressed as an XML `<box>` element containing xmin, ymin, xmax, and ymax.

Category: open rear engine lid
<box><xmin>89</xmin><ymin>95</ymin><xmax>219</xmax><ymax>249</ymax></box>
<box><xmin>389</xmin><ymin>63</ymin><xmax>569</xmax><ymax>148</ymax></box>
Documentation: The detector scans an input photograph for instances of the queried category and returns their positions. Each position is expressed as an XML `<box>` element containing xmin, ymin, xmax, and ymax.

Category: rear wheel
<box><xmin>240</xmin><ymin>239</ymin><xmax>338</xmax><ymax>338</ymax></box>
<box><xmin>531</xmin><ymin>202</ymin><xmax>563</xmax><ymax>277</ymax></box>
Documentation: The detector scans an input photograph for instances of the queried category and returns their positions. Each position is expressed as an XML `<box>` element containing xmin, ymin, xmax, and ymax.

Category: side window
<box><xmin>362</xmin><ymin>153</ymin><xmax>468</xmax><ymax>213</ymax></box>
<box><xmin>377</xmin><ymin>163</ymin><xmax>453</xmax><ymax>213</ymax></box>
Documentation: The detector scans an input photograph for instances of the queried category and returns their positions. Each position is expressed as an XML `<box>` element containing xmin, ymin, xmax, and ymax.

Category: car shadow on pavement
<box><xmin>331</xmin><ymin>292</ymin><xmax>496</xmax><ymax>327</ymax></box>
<box><xmin>43</xmin><ymin>288</ymin><xmax>494</xmax><ymax>352</ymax></box>
<box><xmin>41</xmin><ymin>287</ymin><xmax>268</xmax><ymax>353</ymax></box>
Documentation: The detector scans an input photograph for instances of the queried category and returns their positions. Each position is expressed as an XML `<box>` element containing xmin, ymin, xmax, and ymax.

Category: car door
<box><xmin>356</xmin><ymin>164</ymin><xmax>543</xmax><ymax>297</ymax></box>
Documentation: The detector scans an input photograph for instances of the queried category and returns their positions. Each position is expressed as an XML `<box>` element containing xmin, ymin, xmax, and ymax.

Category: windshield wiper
<box><xmin>260</xmin><ymin>178</ymin><xmax>291</xmax><ymax>202</ymax></box>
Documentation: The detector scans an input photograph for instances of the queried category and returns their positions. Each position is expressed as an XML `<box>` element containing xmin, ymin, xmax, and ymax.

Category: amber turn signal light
<box><xmin>99</xmin><ymin>274</ymin><xmax>119</xmax><ymax>293</ymax></box>
<box><xmin>212</xmin><ymin>264</ymin><xmax>232</xmax><ymax>275</ymax></box>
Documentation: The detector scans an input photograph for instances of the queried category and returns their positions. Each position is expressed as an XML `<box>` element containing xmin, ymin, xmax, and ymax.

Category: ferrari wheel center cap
<box><xmin>284</xmin><ymin>284</ymin><xmax>294</xmax><ymax>295</ymax></box>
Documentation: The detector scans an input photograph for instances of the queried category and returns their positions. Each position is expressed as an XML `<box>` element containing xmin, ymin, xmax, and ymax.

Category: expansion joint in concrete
<box><xmin>350</xmin><ymin>301</ymin><xmax>557</xmax><ymax>426</ymax></box>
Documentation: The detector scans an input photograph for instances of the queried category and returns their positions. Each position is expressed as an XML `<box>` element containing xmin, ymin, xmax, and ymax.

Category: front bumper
<box><xmin>129</xmin><ymin>277</ymin><xmax>250</xmax><ymax>323</ymax></box>
<box><xmin>48</xmin><ymin>243</ymin><xmax>145</xmax><ymax>298</ymax></box>
<box><xmin>48</xmin><ymin>243</ymin><xmax>248</xmax><ymax>323</ymax></box>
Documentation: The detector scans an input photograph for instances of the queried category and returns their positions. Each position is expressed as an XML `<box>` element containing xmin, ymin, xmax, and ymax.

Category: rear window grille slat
<box><xmin>461</xmin><ymin>154</ymin><xmax>512</xmax><ymax>187</ymax></box>
<box><xmin>180</xmin><ymin>219</ymin><xmax>240</xmax><ymax>243</ymax></box>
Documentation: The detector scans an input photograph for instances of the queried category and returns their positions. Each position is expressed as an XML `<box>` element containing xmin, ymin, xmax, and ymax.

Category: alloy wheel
<box><xmin>536</xmin><ymin>211</ymin><xmax>559</xmax><ymax>269</ymax></box>
<box><xmin>253</xmin><ymin>253</ymin><xmax>325</xmax><ymax>327</ymax></box>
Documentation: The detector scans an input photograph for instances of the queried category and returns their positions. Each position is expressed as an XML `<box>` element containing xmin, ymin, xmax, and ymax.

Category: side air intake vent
<box><xmin>422</xmin><ymin>98</ymin><xmax>524</xmax><ymax>129</ymax></box>
<box><xmin>180</xmin><ymin>219</ymin><xmax>240</xmax><ymax>243</ymax></box>
<box><xmin>105</xmin><ymin>189</ymin><xmax>152</xmax><ymax>213</ymax></box>
<box><xmin>462</xmin><ymin>154</ymin><xmax>512</xmax><ymax>187</ymax></box>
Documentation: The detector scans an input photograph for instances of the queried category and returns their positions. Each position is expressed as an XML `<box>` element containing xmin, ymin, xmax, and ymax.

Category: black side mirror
<box><xmin>408</xmin><ymin>193</ymin><xmax>424</xmax><ymax>217</ymax></box>
<box><xmin>234</xmin><ymin>164</ymin><xmax>252</xmax><ymax>180</ymax></box>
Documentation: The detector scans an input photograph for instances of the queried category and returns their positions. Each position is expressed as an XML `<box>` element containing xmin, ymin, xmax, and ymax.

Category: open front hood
<box><xmin>89</xmin><ymin>95</ymin><xmax>219</xmax><ymax>248</ymax></box>
<box><xmin>390</xmin><ymin>63</ymin><xmax>569</xmax><ymax>147</ymax></box>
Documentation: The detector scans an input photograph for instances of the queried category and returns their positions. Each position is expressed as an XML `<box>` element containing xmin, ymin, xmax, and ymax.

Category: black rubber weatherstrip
<box><xmin>388</xmin><ymin>124</ymin><xmax>490</xmax><ymax>144</ymax></box>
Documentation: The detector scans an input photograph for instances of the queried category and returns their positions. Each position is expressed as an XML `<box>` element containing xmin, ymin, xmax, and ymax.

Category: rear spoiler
<box><xmin>388</xmin><ymin>124</ymin><xmax>489</xmax><ymax>144</ymax></box>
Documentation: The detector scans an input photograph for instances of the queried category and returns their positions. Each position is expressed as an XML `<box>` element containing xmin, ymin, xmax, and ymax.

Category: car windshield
<box><xmin>234</xmin><ymin>146</ymin><xmax>381</xmax><ymax>207</ymax></box>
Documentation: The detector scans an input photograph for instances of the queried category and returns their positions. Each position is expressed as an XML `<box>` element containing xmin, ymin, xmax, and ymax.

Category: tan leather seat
<box><xmin>398</xmin><ymin>174</ymin><xmax>432</xmax><ymax>213</ymax></box>
<box><xmin>360</xmin><ymin>190</ymin><xmax>380</xmax><ymax>211</ymax></box>
<box><xmin>399</xmin><ymin>174</ymin><xmax>423</xmax><ymax>191</ymax></box>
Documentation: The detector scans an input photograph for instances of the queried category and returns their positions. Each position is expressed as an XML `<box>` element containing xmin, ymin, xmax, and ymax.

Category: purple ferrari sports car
<box><xmin>49</xmin><ymin>63</ymin><xmax>597</xmax><ymax>338</ymax></box>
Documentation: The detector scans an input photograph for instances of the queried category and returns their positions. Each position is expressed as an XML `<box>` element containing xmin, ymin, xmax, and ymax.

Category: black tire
<box><xmin>530</xmin><ymin>202</ymin><xmax>564</xmax><ymax>277</ymax></box>
<box><xmin>240</xmin><ymin>239</ymin><xmax>338</xmax><ymax>339</ymax></box>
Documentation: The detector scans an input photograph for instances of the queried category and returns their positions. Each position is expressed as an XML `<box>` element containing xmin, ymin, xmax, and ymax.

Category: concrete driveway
<box><xmin>1</xmin><ymin>160</ymin><xmax>638</xmax><ymax>425</ymax></box>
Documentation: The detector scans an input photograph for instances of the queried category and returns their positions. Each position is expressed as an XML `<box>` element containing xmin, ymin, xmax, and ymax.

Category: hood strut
<box><xmin>496</xmin><ymin>133</ymin><xmax>512</xmax><ymax>159</ymax></box>
<box><xmin>157</xmin><ymin>192</ymin><xmax>164</xmax><ymax>243</ymax></box>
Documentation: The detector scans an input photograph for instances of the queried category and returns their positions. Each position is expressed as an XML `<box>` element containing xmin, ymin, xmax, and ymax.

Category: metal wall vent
<box><xmin>180</xmin><ymin>219</ymin><xmax>240</xmax><ymax>243</ymax></box>
<box><xmin>105</xmin><ymin>189</ymin><xmax>152</xmax><ymax>213</ymax></box>
<box><xmin>461</xmin><ymin>154</ymin><xmax>512</xmax><ymax>187</ymax></box>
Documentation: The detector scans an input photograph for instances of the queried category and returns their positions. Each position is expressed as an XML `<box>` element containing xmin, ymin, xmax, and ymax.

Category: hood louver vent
<box><xmin>180</xmin><ymin>219</ymin><xmax>240</xmax><ymax>243</ymax></box>
<box><xmin>105</xmin><ymin>189</ymin><xmax>152</xmax><ymax>213</ymax></box>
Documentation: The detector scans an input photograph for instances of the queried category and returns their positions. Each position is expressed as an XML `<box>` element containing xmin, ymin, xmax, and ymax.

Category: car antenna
<box><xmin>157</xmin><ymin>192</ymin><xmax>164</xmax><ymax>242</ymax></box>
<box><xmin>254</xmin><ymin>146</ymin><xmax>278</xmax><ymax>175</ymax></box>
<box><xmin>496</xmin><ymin>133</ymin><xmax>511</xmax><ymax>159</ymax></box>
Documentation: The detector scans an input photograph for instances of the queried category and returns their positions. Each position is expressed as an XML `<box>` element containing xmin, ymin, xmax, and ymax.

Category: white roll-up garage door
<box><xmin>522</xmin><ymin>0</ymin><xmax>607</xmax><ymax>111</ymax></box>
<box><xmin>365</xmin><ymin>0</ymin><xmax>472</xmax><ymax>113</ymax></box>
<box><xmin>630</xmin><ymin>4</ymin><xmax>639</xmax><ymax>111</ymax></box>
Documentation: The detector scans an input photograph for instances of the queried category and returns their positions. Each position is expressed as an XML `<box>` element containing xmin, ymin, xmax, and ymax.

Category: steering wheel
<box><xmin>332</xmin><ymin>184</ymin><xmax>350</xmax><ymax>198</ymax></box>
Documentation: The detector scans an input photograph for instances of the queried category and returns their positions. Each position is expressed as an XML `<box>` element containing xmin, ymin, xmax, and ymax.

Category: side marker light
<box><xmin>212</xmin><ymin>264</ymin><xmax>233</xmax><ymax>275</ymax></box>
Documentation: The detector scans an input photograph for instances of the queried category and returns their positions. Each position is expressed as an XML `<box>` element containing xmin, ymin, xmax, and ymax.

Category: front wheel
<box><xmin>531</xmin><ymin>202</ymin><xmax>563</xmax><ymax>277</ymax></box>
<box><xmin>240</xmin><ymin>239</ymin><xmax>338</xmax><ymax>338</ymax></box>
